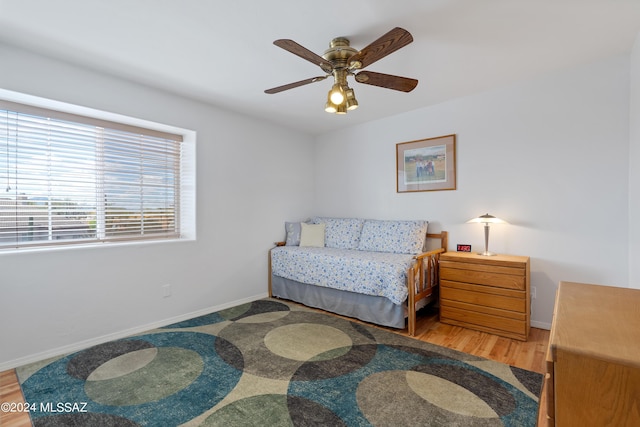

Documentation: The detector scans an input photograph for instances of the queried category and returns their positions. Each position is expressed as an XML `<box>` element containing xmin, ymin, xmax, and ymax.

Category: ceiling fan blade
<box><xmin>348</xmin><ymin>27</ymin><xmax>413</xmax><ymax>70</ymax></box>
<box><xmin>273</xmin><ymin>39</ymin><xmax>334</xmax><ymax>73</ymax></box>
<box><xmin>354</xmin><ymin>71</ymin><xmax>418</xmax><ymax>92</ymax></box>
<box><xmin>264</xmin><ymin>75</ymin><xmax>328</xmax><ymax>94</ymax></box>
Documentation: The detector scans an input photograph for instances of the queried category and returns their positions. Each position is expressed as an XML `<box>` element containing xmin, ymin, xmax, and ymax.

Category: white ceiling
<box><xmin>1</xmin><ymin>0</ymin><xmax>640</xmax><ymax>135</ymax></box>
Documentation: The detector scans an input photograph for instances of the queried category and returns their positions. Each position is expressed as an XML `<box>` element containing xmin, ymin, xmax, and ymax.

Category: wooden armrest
<box><xmin>412</xmin><ymin>229</ymin><xmax>448</xmax><ymax>260</ymax></box>
<box><xmin>414</xmin><ymin>247</ymin><xmax>445</xmax><ymax>260</ymax></box>
<box><xmin>274</xmin><ymin>241</ymin><xmax>286</xmax><ymax>246</ymax></box>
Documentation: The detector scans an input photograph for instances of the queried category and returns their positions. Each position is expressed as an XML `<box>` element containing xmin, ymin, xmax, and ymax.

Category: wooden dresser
<box><xmin>439</xmin><ymin>252</ymin><xmax>530</xmax><ymax>341</ymax></box>
<box><xmin>544</xmin><ymin>281</ymin><xmax>640</xmax><ymax>427</ymax></box>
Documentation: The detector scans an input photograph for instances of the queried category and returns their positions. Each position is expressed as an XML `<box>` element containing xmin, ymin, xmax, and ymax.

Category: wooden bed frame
<box><xmin>268</xmin><ymin>231</ymin><xmax>448</xmax><ymax>336</ymax></box>
<box><xmin>406</xmin><ymin>231</ymin><xmax>448</xmax><ymax>335</ymax></box>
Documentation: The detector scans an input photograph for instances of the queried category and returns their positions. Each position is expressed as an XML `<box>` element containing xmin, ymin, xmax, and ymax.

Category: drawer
<box><xmin>440</xmin><ymin>304</ymin><xmax>527</xmax><ymax>335</ymax></box>
<box><xmin>441</xmin><ymin>298</ymin><xmax>526</xmax><ymax>321</ymax></box>
<box><xmin>440</xmin><ymin>259</ymin><xmax>527</xmax><ymax>275</ymax></box>
<box><xmin>440</xmin><ymin>266</ymin><xmax>525</xmax><ymax>290</ymax></box>
<box><xmin>440</xmin><ymin>283</ymin><xmax>525</xmax><ymax>313</ymax></box>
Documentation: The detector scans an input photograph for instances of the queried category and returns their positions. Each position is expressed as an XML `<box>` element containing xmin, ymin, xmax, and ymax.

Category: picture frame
<box><xmin>396</xmin><ymin>134</ymin><xmax>456</xmax><ymax>192</ymax></box>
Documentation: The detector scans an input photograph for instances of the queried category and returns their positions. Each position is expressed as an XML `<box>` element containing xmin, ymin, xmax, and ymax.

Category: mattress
<box><xmin>270</xmin><ymin>246</ymin><xmax>415</xmax><ymax>305</ymax></box>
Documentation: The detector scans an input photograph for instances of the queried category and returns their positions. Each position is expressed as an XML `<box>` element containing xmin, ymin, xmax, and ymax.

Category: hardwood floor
<box><xmin>0</xmin><ymin>305</ymin><xmax>549</xmax><ymax>427</ymax></box>
<box><xmin>399</xmin><ymin>306</ymin><xmax>549</xmax><ymax>374</ymax></box>
<box><xmin>0</xmin><ymin>369</ymin><xmax>31</xmax><ymax>427</ymax></box>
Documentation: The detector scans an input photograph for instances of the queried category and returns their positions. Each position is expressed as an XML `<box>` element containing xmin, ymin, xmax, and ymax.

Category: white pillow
<box><xmin>299</xmin><ymin>223</ymin><xmax>326</xmax><ymax>247</ymax></box>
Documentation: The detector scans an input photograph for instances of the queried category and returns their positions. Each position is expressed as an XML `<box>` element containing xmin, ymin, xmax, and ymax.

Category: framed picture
<box><xmin>396</xmin><ymin>134</ymin><xmax>456</xmax><ymax>192</ymax></box>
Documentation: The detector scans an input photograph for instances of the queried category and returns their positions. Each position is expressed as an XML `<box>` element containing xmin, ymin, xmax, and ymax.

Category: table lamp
<box><xmin>467</xmin><ymin>213</ymin><xmax>507</xmax><ymax>256</ymax></box>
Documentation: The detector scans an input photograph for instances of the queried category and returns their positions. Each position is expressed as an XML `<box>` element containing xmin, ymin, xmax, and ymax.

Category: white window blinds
<box><xmin>0</xmin><ymin>100</ymin><xmax>183</xmax><ymax>249</ymax></box>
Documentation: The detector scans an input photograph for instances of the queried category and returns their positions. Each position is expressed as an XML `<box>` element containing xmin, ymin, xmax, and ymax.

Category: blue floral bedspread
<box><xmin>270</xmin><ymin>246</ymin><xmax>415</xmax><ymax>305</ymax></box>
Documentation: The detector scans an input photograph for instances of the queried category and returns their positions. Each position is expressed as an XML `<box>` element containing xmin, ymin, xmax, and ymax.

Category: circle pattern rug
<box><xmin>17</xmin><ymin>299</ymin><xmax>542</xmax><ymax>426</ymax></box>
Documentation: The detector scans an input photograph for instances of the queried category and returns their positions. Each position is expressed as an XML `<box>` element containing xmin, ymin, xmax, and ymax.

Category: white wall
<box><xmin>0</xmin><ymin>43</ymin><xmax>315</xmax><ymax>369</ymax></box>
<box><xmin>314</xmin><ymin>55</ymin><xmax>631</xmax><ymax>328</ymax></box>
<box><xmin>629</xmin><ymin>33</ymin><xmax>640</xmax><ymax>289</ymax></box>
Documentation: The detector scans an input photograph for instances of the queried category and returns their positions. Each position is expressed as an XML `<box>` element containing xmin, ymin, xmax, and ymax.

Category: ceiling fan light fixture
<box><xmin>326</xmin><ymin>85</ymin><xmax>357</xmax><ymax>114</ymax></box>
<box><xmin>345</xmin><ymin>87</ymin><xmax>358</xmax><ymax>111</ymax></box>
<box><xmin>325</xmin><ymin>89</ymin><xmax>339</xmax><ymax>113</ymax></box>
<box><xmin>324</xmin><ymin>101</ymin><xmax>337</xmax><ymax>113</ymax></box>
<box><xmin>329</xmin><ymin>83</ymin><xmax>345</xmax><ymax>105</ymax></box>
<box><xmin>335</xmin><ymin>103</ymin><xmax>347</xmax><ymax>114</ymax></box>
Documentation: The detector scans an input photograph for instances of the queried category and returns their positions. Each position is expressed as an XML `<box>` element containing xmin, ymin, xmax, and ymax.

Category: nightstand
<box><xmin>439</xmin><ymin>252</ymin><xmax>530</xmax><ymax>341</ymax></box>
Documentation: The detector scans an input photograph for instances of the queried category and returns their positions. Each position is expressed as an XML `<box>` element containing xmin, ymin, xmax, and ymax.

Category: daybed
<box><xmin>268</xmin><ymin>217</ymin><xmax>447</xmax><ymax>336</ymax></box>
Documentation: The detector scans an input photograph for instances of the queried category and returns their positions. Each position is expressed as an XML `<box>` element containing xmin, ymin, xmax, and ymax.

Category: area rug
<box><xmin>17</xmin><ymin>299</ymin><xmax>542</xmax><ymax>426</ymax></box>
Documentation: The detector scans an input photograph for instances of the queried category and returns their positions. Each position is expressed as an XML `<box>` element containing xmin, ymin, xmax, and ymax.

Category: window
<box><xmin>0</xmin><ymin>99</ymin><xmax>187</xmax><ymax>249</ymax></box>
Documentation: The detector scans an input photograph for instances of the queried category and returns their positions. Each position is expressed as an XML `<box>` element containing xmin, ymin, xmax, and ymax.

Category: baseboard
<box><xmin>0</xmin><ymin>293</ymin><xmax>269</xmax><ymax>372</ymax></box>
<box><xmin>531</xmin><ymin>320</ymin><xmax>552</xmax><ymax>330</ymax></box>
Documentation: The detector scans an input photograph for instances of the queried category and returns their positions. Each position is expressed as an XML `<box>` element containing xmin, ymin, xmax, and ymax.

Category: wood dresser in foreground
<box><xmin>544</xmin><ymin>281</ymin><xmax>640</xmax><ymax>427</ymax></box>
<box><xmin>439</xmin><ymin>251</ymin><xmax>530</xmax><ymax>341</ymax></box>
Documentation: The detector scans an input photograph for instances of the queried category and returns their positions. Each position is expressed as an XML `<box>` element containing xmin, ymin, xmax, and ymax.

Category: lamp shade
<box><xmin>329</xmin><ymin>83</ymin><xmax>345</xmax><ymax>105</ymax></box>
<box><xmin>467</xmin><ymin>213</ymin><xmax>507</xmax><ymax>224</ymax></box>
<box><xmin>345</xmin><ymin>88</ymin><xmax>358</xmax><ymax>111</ymax></box>
<box><xmin>324</xmin><ymin>102</ymin><xmax>337</xmax><ymax>113</ymax></box>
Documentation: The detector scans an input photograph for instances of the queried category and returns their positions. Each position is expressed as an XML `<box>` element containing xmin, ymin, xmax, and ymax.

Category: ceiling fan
<box><xmin>264</xmin><ymin>27</ymin><xmax>418</xmax><ymax>114</ymax></box>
